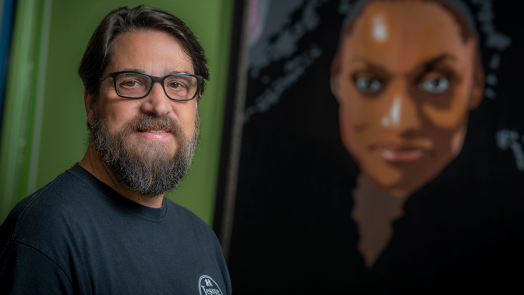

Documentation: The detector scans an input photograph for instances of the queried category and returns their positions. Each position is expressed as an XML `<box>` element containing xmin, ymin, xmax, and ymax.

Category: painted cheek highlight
<box><xmin>450</xmin><ymin>126</ymin><xmax>466</xmax><ymax>156</ymax></box>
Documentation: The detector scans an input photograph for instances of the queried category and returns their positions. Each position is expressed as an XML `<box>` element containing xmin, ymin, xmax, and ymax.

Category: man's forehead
<box><xmin>107</xmin><ymin>30</ymin><xmax>194</xmax><ymax>74</ymax></box>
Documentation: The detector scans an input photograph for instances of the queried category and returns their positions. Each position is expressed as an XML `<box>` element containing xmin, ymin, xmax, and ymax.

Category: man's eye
<box><xmin>168</xmin><ymin>82</ymin><xmax>186</xmax><ymax>89</ymax></box>
<box><xmin>419</xmin><ymin>77</ymin><xmax>449</xmax><ymax>94</ymax></box>
<box><xmin>122</xmin><ymin>80</ymin><xmax>140</xmax><ymax>87</ymax></box>
<box><xmin>355</xmin><ymin>77</ymin><xmax>384</xmax><ymax>94</ymax></box>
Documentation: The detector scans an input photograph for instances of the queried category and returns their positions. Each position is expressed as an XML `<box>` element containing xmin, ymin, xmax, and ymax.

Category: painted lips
<box><xmin>371</xmin><ymin>142</ymin><xmax>428</xmax><ymax>162</ymax></box>
<box><xmin>379</xmin><ymin>147</ymin><xmax>424</xmax><ymax>162</ymax></box>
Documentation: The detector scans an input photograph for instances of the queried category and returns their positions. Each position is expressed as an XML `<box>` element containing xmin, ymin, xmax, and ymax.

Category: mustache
<box><xmin>122</xmin><ymin>114</ymin><xmax>183</xmax><ymax>136</ymax></box>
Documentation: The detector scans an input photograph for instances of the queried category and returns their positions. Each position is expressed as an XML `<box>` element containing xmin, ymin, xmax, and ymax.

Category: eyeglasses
<box><xmin>99</xmin><ymin>71</ymin><xmax>203</xmax><ymax>101</ymax></box>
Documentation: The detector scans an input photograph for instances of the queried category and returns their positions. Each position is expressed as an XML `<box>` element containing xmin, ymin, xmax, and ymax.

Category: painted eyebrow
<box><xmin>352</xmin><ymin>54</ymin><xmax>458</xmax><ymax>76</ymax></box>
<box><xmin>420</xmin><ymin>54</ymin><xmax>458</xmax><ymax>73</ymax></box>
<box><xmin>351</xmin><ymin>56</ymin><xmax>391</xmax><ymax>77</ymax></box>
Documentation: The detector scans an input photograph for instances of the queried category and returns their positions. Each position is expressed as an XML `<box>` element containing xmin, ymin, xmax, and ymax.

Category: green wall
<box><xmin>0</xmin><ymin>0</ymin><xmax>233</xmax><ymax>224</ymax></box>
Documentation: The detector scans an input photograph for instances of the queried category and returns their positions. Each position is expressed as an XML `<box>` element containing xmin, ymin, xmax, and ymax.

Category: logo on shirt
<box><xmin>198</xmin><ymin>275</ymin><xmax>224</xmax><ymax>295</ymax></box>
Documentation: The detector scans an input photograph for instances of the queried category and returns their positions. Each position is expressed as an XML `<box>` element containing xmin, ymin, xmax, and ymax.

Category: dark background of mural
<box><xmin>223</xmin><ymin>0</ymin><xmax>524</xmax><ymax>293</ymax></box>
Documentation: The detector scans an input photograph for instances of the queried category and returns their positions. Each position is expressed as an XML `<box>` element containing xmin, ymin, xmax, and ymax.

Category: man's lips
<box><xmin>135</xmin><ymin>129</ymin><xmax>172</xmax><ymax>140</ymax></box>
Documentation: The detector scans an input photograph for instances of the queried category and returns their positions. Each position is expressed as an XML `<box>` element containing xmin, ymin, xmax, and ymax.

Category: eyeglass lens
<box><xmin>115</xmin><ymin>73</ymin><xmax>198</xmax><ymax>100</ymax></box>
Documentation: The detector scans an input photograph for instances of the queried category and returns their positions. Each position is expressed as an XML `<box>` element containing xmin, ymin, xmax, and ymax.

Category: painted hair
<box><xmin>339</xmin><ymin>0</ymin><xmax>479</xmax><ymax>44</ymax></box>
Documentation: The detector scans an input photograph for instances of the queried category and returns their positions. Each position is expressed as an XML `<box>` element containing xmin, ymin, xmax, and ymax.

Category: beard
<box><xmin>89</xmin><ymin>107</ymin><xmax>200</xmax><ymax>197</ymax></box>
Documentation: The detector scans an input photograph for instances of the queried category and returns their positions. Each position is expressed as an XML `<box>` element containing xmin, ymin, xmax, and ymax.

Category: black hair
<box><xmin>78</xmin><ymin>5</ymin><xmax>209</xmax><ymax>101</ymax></box>
<box><xmin>340</xmin><ymin>0</ymin><xmax>478</xmax><ymax>44</ymax></box>
<box><xmin>332</xmin><ymin>0</ymin><xmax>484</xmax><ymax>89</ymax></box>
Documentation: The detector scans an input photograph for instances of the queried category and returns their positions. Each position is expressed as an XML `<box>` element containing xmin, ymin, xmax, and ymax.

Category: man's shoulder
<box><xmin>0</xmin><ymin>165</ymin><xmax>95</xmax><ymax>245</ymax></box>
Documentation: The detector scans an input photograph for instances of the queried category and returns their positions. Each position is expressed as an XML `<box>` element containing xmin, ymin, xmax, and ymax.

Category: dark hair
<box><xmin>333</xmin><ymin>0</ymin><xmax>484</xmax><ymax>88</ymax></box>
<box><xmin>340</xmin><ymin>0</ymin><xmax>478</xmax><ymax>44</ymax></box>
<box><xmin>78</xmin><ymin>5</ymin><xmax>209</xmax><ymax>101</ymax></box>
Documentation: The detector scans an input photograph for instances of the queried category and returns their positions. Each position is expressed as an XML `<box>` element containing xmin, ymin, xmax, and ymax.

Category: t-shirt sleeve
<box><xmin>0</xmin><ymin>242</ymin><xmax>74</xmax><ymax>294</ymax></box>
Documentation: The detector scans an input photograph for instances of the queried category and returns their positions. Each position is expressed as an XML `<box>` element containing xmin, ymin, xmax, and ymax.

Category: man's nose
<box><xmin>381</xmin><ymin>79</ymin><xmax>421</xmax><ymax>135</ymax></box>
<box><xmin>140</xmin><ymin>82</ymin><xmax>171</xmax><ymax>116</ymax></box>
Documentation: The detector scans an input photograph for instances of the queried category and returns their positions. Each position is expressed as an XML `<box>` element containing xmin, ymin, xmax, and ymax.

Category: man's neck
<box><xmin>79</xmin><ymin>143</ymin><xmax>164</xmax><ymax>208</ymax></box>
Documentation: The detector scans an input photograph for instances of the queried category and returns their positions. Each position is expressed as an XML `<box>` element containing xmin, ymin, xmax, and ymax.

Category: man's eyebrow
<box><xmin>118</xmin><ymin>69</ymin><xmax>193</xmax><ymax>75</ymax></box>
<box><xmin>166</xmin><ymin>70</ymin><xmax>193</xmax><ymax>75</ymax></box>
<box><xmin>118</xmin><ymin>68</ymin><xmax>146</xmax><ymax>73</ymax></box>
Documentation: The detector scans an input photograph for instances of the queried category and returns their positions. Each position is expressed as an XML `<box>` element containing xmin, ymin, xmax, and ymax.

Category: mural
<box><xmin>331</xmin><ymin>0</ymin><xmax>487</xmax><ymax>266</ymax></box>
<box><xmin>227</xmin><ymin>0</ymin><xmax>523</xmax><ymax>293</ymax></box>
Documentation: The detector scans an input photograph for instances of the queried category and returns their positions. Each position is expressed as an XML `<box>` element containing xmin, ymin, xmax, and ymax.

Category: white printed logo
<box><xmin>198</xmin><ymin>275</ymin><xmax>224</xmax><ymax>295</ymax></box>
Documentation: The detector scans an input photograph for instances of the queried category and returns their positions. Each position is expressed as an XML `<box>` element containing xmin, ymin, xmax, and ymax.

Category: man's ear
<box><xmin>84</xmin><ymin>89</ymin><xmax>95</xmax><ymax>126</ymax></box>
<box><xmin>468</xmin><ymin>50</ymin><xmax>485</xmax><ymax>110</ymax></box>
<box><xmin>330</xmin><ymin>52</ymin><xmax>342</xmax><ymax>102</ymax></box>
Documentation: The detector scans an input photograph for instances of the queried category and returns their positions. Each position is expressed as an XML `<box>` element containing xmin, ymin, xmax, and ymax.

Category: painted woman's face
<box><xmin>331</xmin><ymin>1</ymin><xmax>483</xmax><ymax>196</ymax></box>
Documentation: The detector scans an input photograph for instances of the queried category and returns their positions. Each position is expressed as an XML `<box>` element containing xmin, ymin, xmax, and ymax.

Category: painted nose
<box><xmin>381</xmin><ymin>80</ymin><xmax>421</xmax><ymax>135</ymax></box>
<box><xmin>141</xmin><ymin>82</ymin><xmax>171</xmax><ymax>116</ymax></box>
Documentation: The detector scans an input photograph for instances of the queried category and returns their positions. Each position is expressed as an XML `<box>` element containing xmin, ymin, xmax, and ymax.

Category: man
<box><xmin>0</xmin><ymin>6</ymin><xmax>231</xmax><ymax>294</ymax></box>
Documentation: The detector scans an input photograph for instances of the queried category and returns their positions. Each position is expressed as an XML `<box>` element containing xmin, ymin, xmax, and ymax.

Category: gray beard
<box><xmin>90</xmin><ymin>107</ymin><xmax>199</xmax><ymax>197</ymax></box>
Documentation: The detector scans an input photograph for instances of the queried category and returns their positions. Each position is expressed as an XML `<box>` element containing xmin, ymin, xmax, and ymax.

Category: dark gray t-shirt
<box><xmin>0</xmin><ymin>164</ymin><xmax>231</xmax><ymax>295</ymax></box>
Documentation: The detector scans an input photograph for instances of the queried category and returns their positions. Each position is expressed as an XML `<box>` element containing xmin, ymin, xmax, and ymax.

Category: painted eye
<box><xmin>355</xmin><ymin>77</ymin><xmax>384</xmax><ymax>94</ymax></box>
<box><xmin>419</xmin><ymin>77</ymin><xmax>449</xmax><ymax>94</ymax></box>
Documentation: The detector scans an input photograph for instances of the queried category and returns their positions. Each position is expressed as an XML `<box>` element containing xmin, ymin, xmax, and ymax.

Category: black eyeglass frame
<box><xmin>98</xmin><ymin>71</ymin><xmax>204</xmax><ymax>101</ymax></box>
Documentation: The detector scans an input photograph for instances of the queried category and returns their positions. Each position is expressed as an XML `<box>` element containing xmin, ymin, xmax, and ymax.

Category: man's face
<box><xmin>331</xmin><ymin>1</ymin><xmax>482</xmax><ymax>196</ymax></box>
<box><xmin>88</xmin><ymin>30</ymin><xmax>199</xmax><ymax>196</ymax></box>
